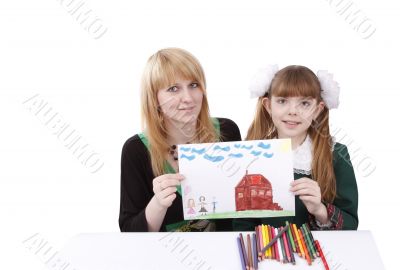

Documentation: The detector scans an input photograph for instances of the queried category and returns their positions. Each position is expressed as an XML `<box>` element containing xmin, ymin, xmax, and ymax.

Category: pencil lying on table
<box><xmin>298</xmin><ymin>228</ymin><xmax>312</xmax><ymax>265</ymax></box>
<box><xmin>237</xmin><ymin>237</ymin><xmax>247</xmax><ymax>270</ymax></box>
<box><xmin>252</xmin><ymin>233</ymin><xmax>258</xmax><ymax>270</ymax></box>
<box><xmin>239</xmin><ymin>233</ymin><xmax>249</xmax><ymax>269</ymax></box>
<box><xmin>259</xmin><ymin>224</ymin><xmax>289</xmax><ymax>256</ymax></box>
<box><xmin>315</xmin><ymin>240</ymin><xmax>330</xmax><ymax>270</ymax></box>
<box><xmin>247</xmin><ymin>234</ymin><xmax>253</xmax><ymax>270</ymax></box>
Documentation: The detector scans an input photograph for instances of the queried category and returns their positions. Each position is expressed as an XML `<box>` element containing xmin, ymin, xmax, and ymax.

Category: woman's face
<box><xmin>157</xmin><ymin>77</ymin><xmax>203</xmax><ymax>127</ymax></box>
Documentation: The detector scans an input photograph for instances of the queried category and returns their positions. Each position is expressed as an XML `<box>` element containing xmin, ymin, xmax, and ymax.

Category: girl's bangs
<box><xmin>272</xmin><ymin>68</ymin><xmax>320</xmax><ymax>98</ymax></box>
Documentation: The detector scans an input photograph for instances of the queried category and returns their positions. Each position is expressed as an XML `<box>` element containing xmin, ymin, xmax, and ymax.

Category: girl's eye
<box><xmin>190</xmin><ymin>82</ymin><xmax>199</xmax><ymax>88</ymax></box>
<box><xmin>276</xmin><ymin>98</ymin><xmax>286</xmax><ymax>104</ymax></box>
<box><xmin>167</xmin><ymin>86</ymin><xmax>178</xmax><ymax>92</ymax></box>
<box><xmin>301</xmin><ymin>101</ymin><xmax>311</xmax><ymax>107</ymax></box>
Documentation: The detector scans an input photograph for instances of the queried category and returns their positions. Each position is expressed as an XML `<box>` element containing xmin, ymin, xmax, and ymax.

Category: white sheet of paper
<box><xmin>179</xmin><ymin>139</ymin><xmax>295</xmax><ymax>220</ymax></box>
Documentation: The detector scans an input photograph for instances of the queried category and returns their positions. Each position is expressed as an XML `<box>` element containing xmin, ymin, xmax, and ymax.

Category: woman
<box><xmin>119</xmin><ymin>48</ymin><xmax>241</xmax><ymax>232</ymax></box>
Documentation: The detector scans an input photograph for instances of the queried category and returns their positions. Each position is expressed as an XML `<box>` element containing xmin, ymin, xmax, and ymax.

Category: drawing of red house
<box><xmin>235</xmin><ymin>170</ymin><xmax>283</xmax><ymax>211</ymax></box>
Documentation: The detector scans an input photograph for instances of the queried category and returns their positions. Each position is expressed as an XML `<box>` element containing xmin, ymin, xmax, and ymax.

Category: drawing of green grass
<box><xmin>189</xmin><ymin>210</ymin><xmax>295</xmax><ymax>220</ymax></box>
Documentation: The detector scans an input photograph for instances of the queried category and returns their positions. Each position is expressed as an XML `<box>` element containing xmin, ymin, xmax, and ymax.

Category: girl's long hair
<box><xmin>246</xmin><ymin>65</ymin><xmax>336</xmax><ymax>202</ymax></box>
<box><xmin>140</xmin><ymin>48</ymin><xmax>218</xmax><ymax>177</ymax></box>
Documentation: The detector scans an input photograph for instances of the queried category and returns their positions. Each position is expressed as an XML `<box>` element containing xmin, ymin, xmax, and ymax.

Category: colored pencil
<box><xmin>247</xmin><ymin>234</ymin><xmax>253</xmax><ymax>270</ymax></box>
<box><xmin>290</xmin><ymin>224</ymin><xmax>300</xmax><ymax>254</ymax></box>
<box><xmin>279</xmin><ymin>227</ymin><xmax>287</xmax><ymax>263</ymax></box>
<box><xmin>252</xmin><ymin>233</ymin><xmax>258</xmax><ymax>270</ymax></box>
<box><xmin>304</xmin><ymin>223</ymin><xmax>318</xmax><ymax>256</ymax></box>
<box><xmin>255</xmin><ymin>227</ymin><xmax>261</xmax><ymax>262</ymax></box>
<box><xmin>265</xmin><ymin>225</ymin><xmax>270</xmax><ymax>259</ymax></box>
<box><xmin>300</xmin><ymin>226</ymin><xmax>313</xmax><ymax>260</ymax></box>
<box><xmin>302</xmin><ymin>225</ymin><xmax>316</xmax><ymax>259</ymax></box>
<box><xmin>237</xmin><ymin>237</ymin><xmax>247</xmax><ymax>270</ymax></box>
<box><xmin>239</xmin><ymin>233</ymin><xmax>249</xmax><ymax>270</ymax></box>
<box><xmin>259</xmin><ymin>224</ymin><xmax>289</xmax><ymax>254</ymax></box>
<box><xmin>261</xmin><ymin>225</ymin><xmax>266</xmax><ymax>258</ymax></box>
<box><xmin>298</xmin><ymin>227</ymin><xmax>310</xmax><ymax>259</ymax></box>
<box><xmin>286</xmin><ymin>221</ymin><xmax>296</xmax><ymax>253</ymax></box>
<box><xmin>269</xmin><ymin>225</ymin><xmax>275</xmax><ymax>260</ymax></box>
<box><xmin>288</xmin><ymin>230</ymin><xmax>296</xmax><ymax>264</ymax></box>
<box><xmin>267</xmin><ymin>225</ymin><xmax>272</xmax><ymax>259</ymax></box>
<box><xmin>257</xmin><ymin>226</ymin><xmax>264</xmax><ymax>260</ymax></box>
<box><xmin>315</xmin><ymin>240</ymin><xmax>330</xmax><ymax>270</ymax></box>
<box><xmin>291</xmin><ymin>223</ymin><xmax>300</xmax><ymax>254</ymax></box>
<box><xmin>267</xmin><ymin>225</ymin><xmax>274</xmax><ymax>259</ymax></box>
<box><xmin>282</xmin><ymin>228</ymin><xmax>291</xmax><ymax>263</ymax></box>
<box><xmin>294</xmin><ymin>224</ymin><xmax>304</xmax><ymax>257</ymax></box>
<box><xmin>274</xmin><ymin>227</ymin><xmax>281</xmax><ymax>262</ymax></box>
<box><xmin>298</xmin><ymin>228</ymin><xmax>312</xmax><ymax>265</ymax></box>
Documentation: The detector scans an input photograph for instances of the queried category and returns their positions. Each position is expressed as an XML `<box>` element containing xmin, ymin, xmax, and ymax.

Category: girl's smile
<box><xmin>282</xmin><ymin>119</ymin><xmax>302</xmax><ymax>128</ymax></box>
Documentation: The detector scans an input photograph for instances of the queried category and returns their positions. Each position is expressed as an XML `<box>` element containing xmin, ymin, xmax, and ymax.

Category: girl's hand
<box><xmin>290</xmin><ymin>177</ymin><xmax>326</xmax><ymax>216</ymax></box>
<box><xmin>152</xmin><ymin>173</ymin><xmax>185</xmax><ymax>209</ymax></box>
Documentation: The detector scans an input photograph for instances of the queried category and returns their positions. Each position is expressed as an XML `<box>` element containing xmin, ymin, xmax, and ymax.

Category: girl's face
<box><xmin>263</xmin><ymin>96</ymin><xmax>324</xmax><ymax>141</ymax></box>
<box><xmin>157</xmin><ymin>78</ymin><xmax>203</xmax><ymax>127</ymax></box>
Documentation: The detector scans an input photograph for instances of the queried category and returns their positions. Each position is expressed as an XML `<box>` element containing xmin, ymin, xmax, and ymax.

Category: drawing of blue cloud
<box><xmin>180</xmin><ymin>147</ymin><xmax>191</xmax><ymax>152</ymax></box>
<box><xmin>257</xmin><ymin>142</ymin><xmax>271</xmax><ymax>149</ymax></box>
<box><xmin>234</xmin><ymin>144</ymin><xmax>241</xmax><ymax>148</ymax></box>
<box><xmin>228</xmin><ymin>153</ymin><xmax>243</xmax><ymax>158</ymax></box>
<box><xmin>191</xmin><ymin>148</ymin><xmax>206</xmax><ymax>155</ymax></box>
<box><xmin>213</xmin><ymin>145</ymin><xmax>230</xmax><ymax>152</ymax></box>
<box><xmin>250</xmin><ymin>150</ymin><xmax>262</xmax><ymax>156</ymax></box>
<box><xmin>263</xmin><ymin>152</ymin><xmax>274</xmax><ymax>158</ymax></box>
<box><xmin>241</xmin><ymin>145</ymin><xmax>253</xmax><ymax>150</ymax></box>
<box><xmin>204</xmin><ymin>154</ymin><xmax>224</xmax><ymax>162</ymax></box>
<box><xmin>180</xmin><ymin>154</ymin><xmax>196</xmax><ymax>161</ymax></box>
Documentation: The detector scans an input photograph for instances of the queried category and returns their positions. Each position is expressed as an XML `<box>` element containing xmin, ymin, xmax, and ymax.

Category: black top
<box><xmin>119</xmin><ymin>118</ymin><xmax>242</xmax><ymax>232</ymax></box>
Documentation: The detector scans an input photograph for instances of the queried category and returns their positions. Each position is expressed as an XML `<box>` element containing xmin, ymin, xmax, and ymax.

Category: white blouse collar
<box><xmin>293</xmin><ymin>135</ymin><xmax>313</xmax><ymax>175</ymax></box>
<box><xmin>292</xmin><ymin>135</ymin><xmax>336</xmax><ymax>175</ymax></box>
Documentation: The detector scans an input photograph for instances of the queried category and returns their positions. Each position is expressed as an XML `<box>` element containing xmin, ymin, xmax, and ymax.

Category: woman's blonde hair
<box><xmin>247</xmin><ymin>65</ymin><xmax>336</xmax><ymax>202</ymax></box>
<box><xmin>140</xmin><ymin>48</ymin><xmax>218</xmax><ymax>176</ymax></box>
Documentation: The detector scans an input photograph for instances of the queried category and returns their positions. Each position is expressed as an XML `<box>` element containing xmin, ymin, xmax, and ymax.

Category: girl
<box><xmin>234</xmin><ymin>65</ymin><xmax>358</xmax><ymax>230</ymax></box>
<box><xmin>119</xmin><ymin>48</ymin><xmax>241</xmax><ymax>232</ymax></box>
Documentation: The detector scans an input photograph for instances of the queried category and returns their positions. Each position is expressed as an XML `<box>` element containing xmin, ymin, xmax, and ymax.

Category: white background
<box><xmin>0</xmin><ymin>0</ymin><xmax>398</xmax><ymax>269</ymax></box>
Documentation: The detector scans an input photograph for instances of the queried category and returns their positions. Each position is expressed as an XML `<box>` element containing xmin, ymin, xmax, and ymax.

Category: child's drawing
<box><xmin>179</xmin><ymin>139</ymin><xmax>295</xmax><ymax>219</ymax></box>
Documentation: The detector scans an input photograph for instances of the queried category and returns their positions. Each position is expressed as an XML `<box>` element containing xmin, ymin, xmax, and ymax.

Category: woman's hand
<box><xmin>152</xmin><ymin>173</ymin><xmax>185</xmax><ymax>209</ymax></box>
<box><xmin>290</xmin><ymin>177</ymin><xmax>328</xmax><ymax>223</ymax></box>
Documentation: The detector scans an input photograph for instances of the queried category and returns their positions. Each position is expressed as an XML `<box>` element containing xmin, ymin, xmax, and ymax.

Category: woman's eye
<box><xmin>301</xmin><ymin>101</ymin><xmax>311</xmax><ymax>107</ymax></box>
<box><xmin>190</xmin><ymin>82</ymin><xmax>199</xmax><ymax>88</ymax></box>
<box><xmin>167</xmin><ymin>86</ymin><xmax>178</xmax><ymax>92</ymax></box>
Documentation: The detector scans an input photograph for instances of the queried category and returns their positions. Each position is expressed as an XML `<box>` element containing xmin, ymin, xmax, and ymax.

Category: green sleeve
<box><xmin>333</xmin><ymin>143</ymin><xmax>359</xmax><ymax>229</ymax></box>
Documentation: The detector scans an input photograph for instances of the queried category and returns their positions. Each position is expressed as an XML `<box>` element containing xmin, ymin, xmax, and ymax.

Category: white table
<box><xmin>58</xmin><ymin>231</ymin><xmax>384</xmax><ymax>270</ymax></box>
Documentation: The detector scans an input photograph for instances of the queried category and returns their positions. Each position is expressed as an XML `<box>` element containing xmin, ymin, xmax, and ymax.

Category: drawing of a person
<box><xmin>211</xmin><ymin>196</ymin><xmax>217</xmax><ymax>213</ymax></box>
<box><xmin>198</xmin><ymin>196</ymin><xmax>208</xmax><ymax>215</ymax></box>
<box><xmin>187</xmin><ymin>198</ymin><xmax>196</xmax><ymax>215</ymax></box>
